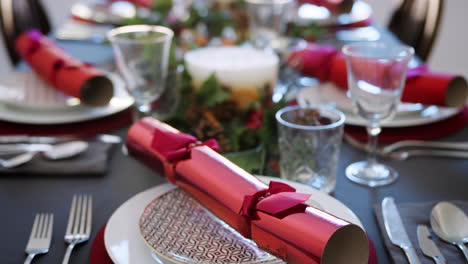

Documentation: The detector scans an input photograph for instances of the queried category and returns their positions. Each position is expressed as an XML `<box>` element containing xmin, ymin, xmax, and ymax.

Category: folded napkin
<box><xmin>374</xmin><ymin>200</ymin><xmax>468</xmax><ymax>264</ymax></box>
<box><xmin>288</xmin><ymin>44</ymin><xmax>468</xmax><ymax>107</ymax></box>
<box><xmin>0</xmin><ymin>140</ymin><xmax>113</xmax><ymax>175</ymax></box>
<box><xmin>126</xmin><ymin>117</ymin><xmax>370</xmax><ymax>264</ymax></box>
<box><xmin>89</xmin><ymin>225</ymin><xmax>113</xmax><ymax>264</ymax></box>
<box><xmin>15</xmin><ymin>30</ymin><xmax>114</xmax><ymax>106</ymax></box>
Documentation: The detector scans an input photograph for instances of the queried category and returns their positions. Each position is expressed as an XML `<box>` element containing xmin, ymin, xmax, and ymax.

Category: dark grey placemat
<box><xmin>374</xmin><ymin>200</ymin><xmax>468</xmax><ymax>264</ymax></box>
<box><xmin>0</xmin><ymin>141</ymin><xmax>113</xmax><ymax>175</ymax></box>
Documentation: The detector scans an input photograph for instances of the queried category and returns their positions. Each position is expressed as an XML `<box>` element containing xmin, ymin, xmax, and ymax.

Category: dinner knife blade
<box><xmin>0</xmin><ymin>143</ymin><xmax>52</xmax><ymax>154</ymax></box>
<box><xmin>417</xmin><ymin>225</ymin><xmax>446</xmax><ymax>264</ymax></box>
<box><xmin>382</xmin><ymin>197</ymin><xmax>422</xmax><ymax>264</ymax></box>
<box><xmin>0</xmin><ymin>134</ymin><xmax>121</xmax><ymax>144</ymax></box>
<box><xmin>0</xmin><ymin>135</ymin><xmax>57</xmax><ymax>144</ymax></box>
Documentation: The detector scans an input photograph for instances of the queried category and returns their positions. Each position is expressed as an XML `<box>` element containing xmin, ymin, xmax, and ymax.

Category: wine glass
<box><xmin>246</xmin><ymin>0</ymin><xmax>293</xmax><ymax>51</ymax></box>
<box><xmin>343</xmin><ymin>42</ymin><xmax>414</xmax><ymax>187</ymax></box>
<box><xmin>108</xmin><ymin>25</ymin><xmax>174</xmax><ymax>121</ymax></box>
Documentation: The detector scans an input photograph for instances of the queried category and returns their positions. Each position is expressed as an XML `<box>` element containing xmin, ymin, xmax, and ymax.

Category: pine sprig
<box><xmin>196</xmin><ymin>73</ymin><xmax>230</xmax><ymax>107</ymax></box>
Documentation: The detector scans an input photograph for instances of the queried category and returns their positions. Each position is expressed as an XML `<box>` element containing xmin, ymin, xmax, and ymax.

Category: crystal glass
<box><xmin>343</xmin><ymin>43</ymin><xmax>414</xmax><ymax>187</ymax></box>
<box><xmin>276</xmin><ymin>106</ymin><xmax>345</xmax><ymax>193</ymax></box>
<box><xmin>246</xmin><ymin>0</ymin><xmax>292</xmax><ymax>50</ymax></box>
<box><xmin>108</xmin><ymin>25</ymin><xmax>174</xmax><ymax>120</ymax></box>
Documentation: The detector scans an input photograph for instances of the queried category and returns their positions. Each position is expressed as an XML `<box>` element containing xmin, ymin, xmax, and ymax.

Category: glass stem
<box><xmin>132</xmin><ymin>103</ymin><xmax>151</xmax><ymax>122</ymax></box>
<box><xmin>366</xmin><ymin>123</ymin><xmax>381</xmax><ymax>166</ymax></box>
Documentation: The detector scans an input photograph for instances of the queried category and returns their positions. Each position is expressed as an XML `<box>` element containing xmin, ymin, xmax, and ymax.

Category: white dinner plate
<box><xmin>0</xmin><ymin>72</ymin><xmax>133</xmax><ymax>124</ymax></box>
<box><xmin>297</xmin><ymin>83</ymin><xmax>460</xmax><ymax>127</ymax></box>
<box><xmin>295</xmin><ymin>0</ymin><xmax>372</xmax><ymax>26</ymax></box>
<box><xmin>104</xmin><ymin>176</ymin><xmax>363</xmax><ymax>264</ymax></box>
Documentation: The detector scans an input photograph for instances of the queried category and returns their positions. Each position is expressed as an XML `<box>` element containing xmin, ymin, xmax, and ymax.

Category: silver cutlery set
<box><xmin>382</xmin><ymin>197</ymin><xmax>468</xmax><ymax>263</ymax></box>
<box><xmin>0</xmin><ymin>134</ymin><xmax>121</xmax><ymax>168</ymax></box>
<box><xmin>24</xmin><ymin>194</ymin><xmax>93</xmax><ymax>264</ymax></box>
<box><xmin>344</xmin><ymin>134</ymin><xmax>468</xmax><ymax>160</ymax></box>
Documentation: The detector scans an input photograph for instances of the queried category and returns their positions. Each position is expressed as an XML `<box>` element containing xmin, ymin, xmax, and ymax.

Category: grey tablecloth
<box><xmin>374</xmin><ymin>200</ymin><xmax>468</xmax><ymax>264</ymax></box>
<box><xmin>0</xmin><ymin>141</ymin><xmax>114</xmax><ymax>175</ymax></box>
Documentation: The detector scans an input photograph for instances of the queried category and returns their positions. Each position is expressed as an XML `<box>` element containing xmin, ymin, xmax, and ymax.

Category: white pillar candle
<box><xmin>184</xmin><ymin>46</ymin><xmax>279</xmax><ymax>109</ymax></box>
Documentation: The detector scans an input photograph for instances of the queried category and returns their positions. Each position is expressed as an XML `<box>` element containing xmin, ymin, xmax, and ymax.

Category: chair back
<box><xmin>389</xmin><ymin>0</ymin><xmax>443</xmax><ymax>61</ymax></box>
<box><xmin>0</xmin><ymin>0</ymin><xmax>51</xmax><ymax>66</ymax></box>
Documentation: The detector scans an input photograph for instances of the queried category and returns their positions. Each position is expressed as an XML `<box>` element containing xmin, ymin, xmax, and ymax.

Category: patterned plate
<box><xmin>139</xmin><ymin>188</ymin><xmax>284</xmax><ymax>264</ymax></box>
<box><xmin>105</xmin><ymin>177</ymin><xmax>362</xmax><ymax>264</ymax></box>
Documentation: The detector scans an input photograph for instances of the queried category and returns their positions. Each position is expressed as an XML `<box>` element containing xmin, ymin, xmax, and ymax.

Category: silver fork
<box><xmin>344</xmin><ymin>133</ymin><xmax>468</xmax><ymax>160</ymax></box>
<box><xmin>388</xmin><ymin>149</ymin><xmax>468</xmax><ymax>161</ymax></box>
<box><xmin>24</xmin><ymin>213</ymin><xmax>54</xmax><ymax>264</ymax></box>
<box><xmin>62</xmin><ymin>194</ymin><xmax>92</xmax><ymax>264</ymax></box>
<box><xmin>381</xmin><ymin>140</ymin><xmax>468</xmax><ymax>154</ymax></box>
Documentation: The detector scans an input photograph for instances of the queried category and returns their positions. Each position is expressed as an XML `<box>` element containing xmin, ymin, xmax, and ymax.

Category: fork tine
<box><xmin>39</xmin><ymin>214</ymin><xmax>47</xmax><ymax>238</ymax></box>
<box><xmin>46</xmin><ymin>214</ymin><xmax>53</xmax><ymax>239</ymax></box>
<box><xmin>42</xmin><ymin>214</ymin><xmax>50</xmax><ymax>238</ymax></box>
<box><xmin>43</xmin><ymin>214</ymin><xmax>51</xmax><ymax>238</ymax></box>
<box><xmin>36</xmin><ymin>213</ymin><xmax>45</xmax><ymax>238</ymax></box>
<box><xmin>85</xmin><ymin>196</ymin><xmax>92</xmax><ymax>236</ymax></box>
<box><xmin>79</xmin><ymin>195</ymin><xmax>87</xmax><ymax>235</ymax></box>
<box><xmin>72</xmin><ymin>194</ymin><xmax>83</xmax><ymax>235</ymax></box>
<box><xmin>65</xmin><ymin>195</ymin><xmax>77</xmax><ymax>236</ymax></box>
<box><xmin>28</xmin><ymin>214</ymin><xmax>40</xmax><ymax>242</ymax></box>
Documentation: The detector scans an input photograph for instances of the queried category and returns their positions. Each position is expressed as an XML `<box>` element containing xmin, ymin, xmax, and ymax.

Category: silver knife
<box><xmin>417</xmin><ymin>225</ymin><xmax>446</xmax><ymax>264</ymax></box>
<box><xmin>0</xmin><ymin>143</ymin><xmax>53</xmax><ymax>154</ymax></box>
<box><xmin>0</xmin><ymin>135</ymin><xmax>56</xmax><ymax>144</ymax></box>
<box><xmin>0</xmin><ymin>134</ymin><xmax>121</xmax><ymax>144</ymax></box>
<box><xmin>382</xmin><ymin>197</ymin><xmax>422</xmax><ymax>264</ymax></box>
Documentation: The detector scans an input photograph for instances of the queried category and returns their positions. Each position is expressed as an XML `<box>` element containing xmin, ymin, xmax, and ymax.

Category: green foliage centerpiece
<box><xmin>122</xmin><ymin>0</ymin><xmax>323</xmax><ymax>174</ymax></box>
<box><xmin>166</xmin><ymin>46</ymin><xmax>286</xmax><ymax>175</ymax></box>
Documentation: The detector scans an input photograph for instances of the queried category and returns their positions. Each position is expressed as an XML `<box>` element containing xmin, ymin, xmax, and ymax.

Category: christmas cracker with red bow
<box><xmin>126</xmin><ymin>117</ymin><xmax>370</xmax><ymax>264</ymax></box>
<box><xmin>288</xmin><ymin>44</ymin><xmax>468</xmax><ymax>107</ymax></box>
<box><xmin>15</xmin><ymin>30</ymin><xmax>114</xmax><ymax>106</ymax></box>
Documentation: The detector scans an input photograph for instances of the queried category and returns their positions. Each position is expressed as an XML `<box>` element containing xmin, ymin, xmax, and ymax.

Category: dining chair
<box><xmin>388</xmin><ymin>0</ymin><xmax>444</xmax><ymax>62</ymax></box>
<box><xmin>0</xmin><ymin>0</ymin><xmax>51</xmax><ymax>66</ymax></box>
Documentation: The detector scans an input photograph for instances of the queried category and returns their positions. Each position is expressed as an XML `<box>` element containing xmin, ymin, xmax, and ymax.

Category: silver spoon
<box><xmin>42</xmin><ymin>141</ymin><xmax>88</xmax><ymax>160</ymax></box>
<box><xmin>430</xmin><ymin>202</ymin><xmax>468</xmax><ymax>261</ymax></box>
<box><xmin>0</xmin><ymin>141</ymin><xmax>89</xmax><ymax>168</ymax></box>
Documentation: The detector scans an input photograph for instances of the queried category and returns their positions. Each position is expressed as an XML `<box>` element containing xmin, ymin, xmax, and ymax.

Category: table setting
<box><xmin>1</xmin><ymin>0</ymin><xmax>468</xmax><ymax>263</ymax></box>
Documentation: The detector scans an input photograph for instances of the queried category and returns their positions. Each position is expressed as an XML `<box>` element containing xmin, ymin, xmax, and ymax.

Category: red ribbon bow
<box><xmin>151</xmin><ymin>128</ymin><xmax>219</xmax><ymax>182</ymax></box>
<box><xmin>151</xmin><ymin>129</ymin><xmax>219</xmax><ymax>162</ymax></box>
<box><xmin>241</xmin><ymin>181</ymin><xmax>311</xmax><ymax>218</ymax></box>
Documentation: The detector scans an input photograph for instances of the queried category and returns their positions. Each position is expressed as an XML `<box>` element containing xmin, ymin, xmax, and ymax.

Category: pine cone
<box><xmin>184</xmin><ymin>105</ymin><xmax>206</xmax><ymax>127</ymax></box>
<box><xmin>212</xmin><ymin>100</ymin><xmax>240</xmax><ymax>121</ymax></box>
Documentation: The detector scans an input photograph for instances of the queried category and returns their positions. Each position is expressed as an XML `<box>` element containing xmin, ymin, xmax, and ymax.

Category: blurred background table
<box><xmin>0</xmin><ymin>5</ymin><xmax>468</xmax><ymax>264</ymax></box>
